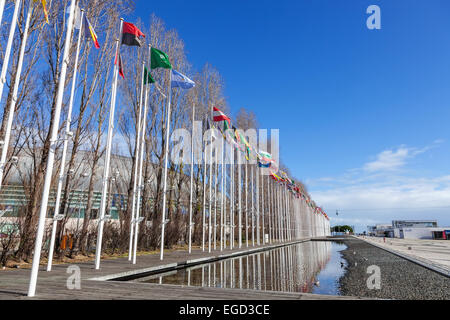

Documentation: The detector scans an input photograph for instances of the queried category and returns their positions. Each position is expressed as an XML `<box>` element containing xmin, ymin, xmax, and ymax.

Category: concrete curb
<box><xmin>356</xmin><ymin>236</ymin><xmax>450</xmax><ymax>278</ymax></box>
<box><xmin>88</xmin><ymin>239</ymin><xmax>311</xmax><ymax>282</ymax></box>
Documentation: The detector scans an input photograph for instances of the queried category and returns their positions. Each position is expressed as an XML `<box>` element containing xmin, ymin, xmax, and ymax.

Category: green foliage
<box><xmin>331</xmin><ymin>225</ymin><xmax>354</xmax><ymax>233</ymax></box>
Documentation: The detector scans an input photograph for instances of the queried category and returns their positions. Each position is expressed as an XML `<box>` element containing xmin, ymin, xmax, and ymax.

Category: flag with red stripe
<box><xmin>84</xmin><ymin>16</ymin><xmax>100</xmax><ymax>49</ymax></box>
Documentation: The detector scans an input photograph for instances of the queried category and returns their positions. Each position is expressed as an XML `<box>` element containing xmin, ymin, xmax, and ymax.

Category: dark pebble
<box><xmin>338</xmin><ymin>238</ymin><xmax>450</xmax><ymax>300</ymax></box>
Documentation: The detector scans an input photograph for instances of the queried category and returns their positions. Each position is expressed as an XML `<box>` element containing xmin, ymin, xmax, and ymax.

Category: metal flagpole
<box><xmin>256</xmin><ymin>166</ymin><xmax>260</xmax><ymax>245</ymax></box>
<box><xmin>273</xmin><ymin>182</ymin><xmax>277</xmax><ymax>242</ymax></box>
<box><xmin>0</xmin><ymin>0</ymin><xmax>6</xmax><ymax>29</ymax></box>
<box><xmin>277</xmin><ymin>184</ymin><xmax>282</xmax><ymax>242</ymax></box>
<box><xmin>251</xmin><ymin>165</ymin><xmax>254</xmax><ymax>246</ymax></box>
<box><xmin>286</xmin><ymin>189</ymin><xmax>290</xmax><ymax>241</ymax></box>
<box><xmin>128</xmin><ymin>61</ymin><xmax>146</xmax><ymax>261</ymax></box>
<box><xmin>223</xmin><ymin>148</ymin><xmax>228</xmax><ymax>249</ymax></box>
<box><xmin>237</xmin><ymin>151</ymin><xmax>242</xmax><ymax>248</ymax></box>
<box><xmin>245</xmin><ymin>163</ymin><xmax>248</xmax><ymax>247</ymax></box>
<box><xmin>220</xmin><ymin>135</ymin><xmax>224</xmax><ymax>251</ymax></box>
<box><xmin>208</xmin><ymin>118</ymin><xmax>213</xmax><ymax>253</ymax></box>
<box><xmin>0</xmin><ymin>0</ymin><xmax>21</xmax><ymax>125</ymax></box>
<box><xmin>213</xmin><ymin>139</ymin><xmax>218</xmax><ymax>250</ymax></box>
<box><xmin>132</xmin><ymin>45</ymin><xmax>152</xmax><ymax>264</ymax></box>
<box><xmin>267</xmin><ymin>175</ymin><xmax>272</xmax><ymax>244</ymax></box>
<box><xmin>0</xmin><ymin>1</ymin><xmax>31</xmax><ymax>183</ymax></box>
<box><xmin>160</xmin><ymin>69</ymin><xmax>173</xmax><ymax>261</ymax></box>
<box><xmin>201</xmin><ymin>124</ymin><xmax>207</xmax><ymax>251</ymax></box>
<box><xmin>230</xmin><ymin>145</ymin><xmax>234</xmax><ymax>249</ymax></box>
<box><xmin>47</xmin><ymin>8</ymin><xmax>84</xmax><ymax>271</ymax></box>
<box><xmin>95</xmin><ymin>18</ymin><xmax>124</xmax><ymax>270</ymax></box>
<box><xmin>261</xmin><ymin>170</ymin><xmax>265</xmax><ymax>244</ymax></box>
<box><xmin>188</xmin><ymin>102</ymin><xmax>195</xmax><ymax>254</ymax></box>
<box><xmin>0</xmin><ymin>0</ymin><xmax>22</xmax><ymax>190</ymax></box>
<box><xmin>28</xmin><ymin>0</ymin><xmax>77</xmax><ymax>297</ymax></box>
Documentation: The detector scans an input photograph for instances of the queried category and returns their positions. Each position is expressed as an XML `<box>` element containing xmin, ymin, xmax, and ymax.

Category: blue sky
<box><xmin>131</xmin><ymin>0</ymin><xmax>450</xmax><ymax>231</ymax></box>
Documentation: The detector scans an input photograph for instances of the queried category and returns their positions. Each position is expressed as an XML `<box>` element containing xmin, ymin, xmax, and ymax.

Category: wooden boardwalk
<box><xmin>0</xmin><ymin>239</ymin><xmax>364</xmax><ymax>300</ymax></box>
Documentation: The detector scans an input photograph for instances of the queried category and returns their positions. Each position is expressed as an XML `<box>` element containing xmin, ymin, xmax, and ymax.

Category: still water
<box><xmin>134</xmin><ymin>241</ymin><xmax>347</xmax><ymax>295</ymax></box>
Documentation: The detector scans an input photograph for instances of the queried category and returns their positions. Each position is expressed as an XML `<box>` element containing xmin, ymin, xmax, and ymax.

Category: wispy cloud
<box><xmin>307</xmin><ymin>141</ymin><xmax>450</xmax><ymax>231</ymax></box>
<box><xmin>362</xmin><ymin>143</ymin><xmax>440</xmax><ymax>173</ymax></box>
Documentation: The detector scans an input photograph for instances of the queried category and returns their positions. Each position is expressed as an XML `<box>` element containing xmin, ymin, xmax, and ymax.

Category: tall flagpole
<box><xmin>95</xmin><ymin>18</ymin><xmax>124</xmax><ymax>270</ymax></box>
<box><xmin>223</xmin><ymin>146</ymin><xmax>227</xmax><ymax>249</ymax></box>
<box><xmin>272</xmin><ymin>179</ymin><xmax>276</xmax><ymax>242</ymax></box>
<box><xmin>0</xmin><ymin>1</ymin><xmax>32</xmax><ymax>182</ymax></box>
<box><xmin>213</xmin><ymin>138</ymin><xmax>218</xmax><ymax>250</ymax></box>
<box><xmin>277</xmin><ymin>184</ymin><xmax>282</xmax><ymax>242</ymax></box>
<box><xmin>251</xmin><ymin>165</ymin><xmax>254</xmax><ymax>246</ymax></box>
<box><xmin>256</xmin><ymin>166</ymin><xmax>260</xmax><ymax>245</ymax></box>
<box><xmin>208</xmin><ymin>113</ymin><xmax>213</xmax><ymax>252</ymax></box>
<box><xmin>0</xmin><ymin>0</ymin><xmax>22</xmax><ymax>191</ymax></box>
<box><xmin>188</xmin><ymin>101</ymin><xmax>195</xmax><ymax>254</ymax></box>
<box><xmin>0</xmin><ymin>0</ymin><xmax>6</xmax><ymax>29</ymax></box>
<box><xmin>160</xmin><ymin>69</ymin><xmax>173</xmax><ymax>261</ymax></box>
<box><xmin>47</xmin><ymin>8</ymin><xmax>84</xmax><ymax>271</ymax></box>
<box><xmin>245</xmin><ymin>163</ymin><xmax>248</xmax><ymax>247</ymax></box>
<box><xmin>128</xmin><ymin>61</ymin><xmax>146</xmax><ymax>261</ymax></box>
<box><xmin>201</xmin><ymin>123</ymin><xmax>207</xmax><ymax>251</ymax></box>
<box><xmin>220</xmin><ymin>135</ymin><xmax>224</xmax><ymax>251</ymax></box>
<box><xmin>237</xmin><ymin>151</ymin><xmax>242</xmax><ymax>248</ymax></box>
<box><xmin>261</xmin><ymin>169</ymin><xmax>265</xmax><ymax>244</ymax></box>
<box><xmin>27</xmin><ymin>0</ymin><xmax>77</xmax><ymax>297</ymax></box>
<box><xmin>230</xmin><ymin>145</ymin><xmax>234</xmax><ymax>249</ymax></box>
<box><xmin>0</xmin><ymin>0</ymin><xmax>21</xmax><ymax>122</ymax></box>
<box><xmin>132</xmin><ymin>45</ymin><xmax>152</xmax><ymax>264</ymax></box>
<box><xmin>267</xmin><ymin>176</ymin><xmax>272</xmax><ymax>244</ymax></box>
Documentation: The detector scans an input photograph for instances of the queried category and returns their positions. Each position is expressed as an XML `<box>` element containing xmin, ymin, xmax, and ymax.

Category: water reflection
<box><xmin>135</xmin><ymin>241</ymin><xmax>347</xmax><ymax>295</ymax></box>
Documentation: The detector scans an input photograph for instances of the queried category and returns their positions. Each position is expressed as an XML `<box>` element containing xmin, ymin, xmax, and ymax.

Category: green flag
<box><xmin>151</xmin><ymin>47</ymin><xmax>172</xmax><ymax>70</ymax></box>
<box><xmin>144</xmin><ymin>67</ymin><xmax>155</xmax><ymax>85</ymax></box>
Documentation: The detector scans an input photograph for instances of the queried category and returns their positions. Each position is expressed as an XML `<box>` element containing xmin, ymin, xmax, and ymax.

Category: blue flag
<box><xmin>258</xmin><ymin>161</ymin><xmax>271</xmax><ymax>168</ymax></box>
<box><xmin>171</xmin><ymin>69</ymin><xmax>195</xmax><ymax>89</ymax></box>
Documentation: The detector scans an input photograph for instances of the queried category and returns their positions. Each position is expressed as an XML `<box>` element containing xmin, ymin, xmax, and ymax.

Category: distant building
<box><xmin>367</xmin><ymin>224</ymin><xmax>392</xmax><ymax>237</ymax></box>
<box><xmin>367</xmin><ymin>220</ymin><xmax>450</xmax><ymax>240</ymax></box>
<box><xmin>392</xmin><ymin>220</ymin><xmax>438</xmax><ymax>228</ymax></box>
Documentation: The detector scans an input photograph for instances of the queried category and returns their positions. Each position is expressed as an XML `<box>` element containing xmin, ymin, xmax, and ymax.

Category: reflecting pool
<box><xmin>134</xmin><ymin>241</ymin><xmax>347</xmax><ymax>295</ymax></box>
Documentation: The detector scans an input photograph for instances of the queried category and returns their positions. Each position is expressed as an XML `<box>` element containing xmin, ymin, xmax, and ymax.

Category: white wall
<box><xmin>401</xmin><ymin>228</ymin><xmax>444</xmax><ymax>239</ymax></box>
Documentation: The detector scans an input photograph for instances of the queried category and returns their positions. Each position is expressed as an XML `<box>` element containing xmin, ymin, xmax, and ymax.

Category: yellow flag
<box><xmin>33</xmin><ymin>0</ymin><xmax>49</xmax><ymax>24</ymax></box>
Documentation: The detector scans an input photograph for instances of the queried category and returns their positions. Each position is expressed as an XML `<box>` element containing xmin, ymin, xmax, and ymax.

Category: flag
<box><xmin>213</xmin><ymin>107</ymin><xmax>231</xmax><ymax>133</ymax></box>
<box><xmin>258</xmin><ymin>161</ymin><xmax>271</xmax><ymax>168</ymax></box>
<box><xmin>151</xmin><ymin>47</ymin><xmax>172</xmax><ymax>69</ymax></box>
<box><xmin>171</xmin><ymin>70</ymin><xmax>195</xmax><ymax>89</ymax></box>
<box><xmin>144</xmin><ymin>67</ymin><xmax>155</xmax><ymax>85</ymax></box>
<box><xmin>122</xmin><ymin>22</ymin><xmax>145</xmax><ymax>47</ymax></box>
<box><xmin>258</xmin><ymin>151</ymin><xmax>272</xmax><ymax>162</ymax></box>
<box><xmin>84</xmin><ymin>16</ymin><xmax>100</xmax><ymax>49</ymax></box>
<box><xmin>34</xmin><ymin>0</ymin><xmax>49</xmax><ymax>24</ymax></box>
<box><xmin>233</xmin><ymin>127</ymin><xmax>251</xmax><ymax>160</ymax></box>
<box><xmin>70</xmin><ymin>4</ymin><xmax>82</xmax><ymax>29</ymax></box>
<box><xmin>115</xmin><ymin>53</ymin><xmax>124</xmax><ymax>78</ymax></box>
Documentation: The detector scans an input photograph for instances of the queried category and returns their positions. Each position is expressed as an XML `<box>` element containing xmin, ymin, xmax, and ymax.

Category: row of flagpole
<box><xmin>0</xmin><ymin>0</ymin><xmax>330</xmax><ymax>296</ymax></box>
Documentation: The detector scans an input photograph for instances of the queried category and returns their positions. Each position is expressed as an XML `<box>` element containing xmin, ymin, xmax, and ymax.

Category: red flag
<box><xmin>115</xmin><ymin>53</ymin><xmax>124</xmax><ymax>78</ymax></box>
<box><xmin>122</xmin><ymin>22</ymin><xmax>145</xmax><ymax>47</ymax></box>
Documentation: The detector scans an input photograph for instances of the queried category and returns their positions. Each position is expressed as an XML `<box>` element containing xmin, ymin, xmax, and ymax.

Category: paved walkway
<box><xmin>358</xmin><ymin>236</ymin><xmax>450</xmax><ymax>274</ymax></box>
<box><xmin>0</xmin><ymin>239</ymin><xmax>365</xmax><ymax>300</ymax></box>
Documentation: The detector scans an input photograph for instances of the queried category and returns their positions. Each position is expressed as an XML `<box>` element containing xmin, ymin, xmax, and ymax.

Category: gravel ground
<box><xmin>338</xmin><ymin>238</ymin><xmax>450</xmax><ymax>300</ymax></box>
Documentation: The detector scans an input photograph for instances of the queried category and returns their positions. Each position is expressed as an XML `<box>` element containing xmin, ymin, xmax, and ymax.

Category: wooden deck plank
<box><xmin>0</xmin><ymin>239</ymin><xmax>364</xmax><ymax>300</ymax></box>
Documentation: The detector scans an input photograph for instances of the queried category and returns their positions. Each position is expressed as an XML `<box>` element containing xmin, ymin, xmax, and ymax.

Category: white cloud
<box><xmin>362</xmin><ymin>145</ymin><xmax>435</xmax><ymax>173</ymax></box>
<box><xmin>308</xmin><ymin>142</ymin><xmax>450</xmax><ymax>231</ymax></box>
